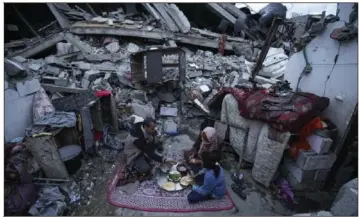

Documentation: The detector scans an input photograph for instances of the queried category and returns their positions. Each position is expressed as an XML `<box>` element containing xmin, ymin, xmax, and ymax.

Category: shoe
<box><xmin>231</xmin><ymin>172</ymin><xmax>244</xmax><ymax>184</ymax></box>
<box><xmin>231</xmin><ymin>183</ymin><xmax>247</xmax><ymax>200</ymax></box>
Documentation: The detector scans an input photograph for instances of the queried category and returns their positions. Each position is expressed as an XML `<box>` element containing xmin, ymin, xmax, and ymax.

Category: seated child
<box><xmin>187</xmin><ymin>151</ymin><xmax>226</xmax><ymax>204</ymax></box>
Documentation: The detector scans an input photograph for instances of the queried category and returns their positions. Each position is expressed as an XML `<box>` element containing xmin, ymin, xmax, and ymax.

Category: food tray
<box><xmin>155</xmin><ymin>169</ymin><xmax>187</xmax><ymax>192</ymax></box>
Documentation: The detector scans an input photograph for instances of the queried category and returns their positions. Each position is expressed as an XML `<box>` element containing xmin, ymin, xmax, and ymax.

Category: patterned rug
<box><xmin>107</xmin><ymin>157</ymin><xmax>235</xmax><ymax>212</ymax></box>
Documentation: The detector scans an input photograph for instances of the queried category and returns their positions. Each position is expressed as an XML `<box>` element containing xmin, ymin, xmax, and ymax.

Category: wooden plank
<box><xmin>152</xmin><ymin>3</ymin><xmax>179</xmax><ymax>32</ymax></box>
<box><xmin>41</xmin><ymin>83</ymin><xmax>88</xmax><ymax>93</ymax></box>
<box><xmin>69</xmin><ymin>24</ymin><xmax>234</xmax><ymax>51</ymax></box>
<box><xmin>26</xmin><ymin>136</ymin><xmax>70</xmax><ymax>179</ymax></box>
<box><xmin>206</xmin><ymin>3</ymin><xmax>236</xmax><ymax>24</ymax></box>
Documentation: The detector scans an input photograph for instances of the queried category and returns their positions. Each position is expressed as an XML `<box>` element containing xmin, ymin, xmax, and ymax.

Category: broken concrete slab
<box><xmin>167</xmin><ymin>3</ymin><xmax>191</xmax><ymax>34</ymax></box>
<box><xmin>142</xmin><ymin>3</ymin><xmax>161</xmax><ymax>21</ymax></box>
<box><xmin>70</xmin><ymin>24</ymin><xmax>235</xmax><ymax>51</ymax></box>
<box><xmin>44</xmin><ymin>65</ymin><xmax>61</xmax><ymax>76</ymax></box>
<box><xmin>11</xmin><ymin>55</ymin><xmax>27</xmax><ymax>63</ymax></box>
<box><xmin>45</xmin><ymin>55</ymin><xmax>70</xmax><ymax>68</ymax></box>
<box><xmin>47</xmin><ymin>3</ymin><xmax>71</xmax><ymax>29</ymax></box>
<box><xmin>81</xmin><ymin>53</ymin><xmax>124</xmax><ymax>63</ymax></box>
<box><xmin>152</xmin><ymin>3</ymin><xmax>179</xmax><ymax>32</ymax></box>
<box><xmin>5</xmin><ymin>58</ymin><xmax>26</xmax><ymax>76</ymax></box>
<box><xmin>28</xmin><ymin>63</ymin><xmax>42</xmax><ymax>71</ymax></box>
<box><xmin>63</xmin><ymin>33</ymin><xmax>93</xmax><ymax>54</ymax></box>
<box><xmin>8</xmin><ymin>33</ymin><xmax>65</xmax><ymax>58</ymax></box>
<box><xmin>41</xmin><ymin>83</ymin><xmax>88</xmax><ymax>93</ymax></box>
<box><xmin>206</xmin><ymin>3</ymin><xmax>236</xmax><ymax>24</ymax></box>
<box><xmin>16</xmin><ymin>79</ymin><xmax>41</xmax><ymax>97</ymax></box>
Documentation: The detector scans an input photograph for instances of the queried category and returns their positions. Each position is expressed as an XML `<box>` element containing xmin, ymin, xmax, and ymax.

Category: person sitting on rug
<box><xmin>187</xmin><ymin>151</ymin><xmax>226</xmax><ymax>204</ymax></box>
<box><xmin>119</xmin><ymin>117</ymin><xmax>168</xmax><ymax>186</ymax></box>
<box><xmin>184</xmin><ymin>127</ymin><xmax>220</xmax><ymax>173</ymax></box>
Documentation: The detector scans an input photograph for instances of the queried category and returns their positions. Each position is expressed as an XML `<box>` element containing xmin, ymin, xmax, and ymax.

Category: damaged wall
<box><xmin>284</xmin><ymin>11</ymin><xmax>358</xmax><ymax>155</ymax></box>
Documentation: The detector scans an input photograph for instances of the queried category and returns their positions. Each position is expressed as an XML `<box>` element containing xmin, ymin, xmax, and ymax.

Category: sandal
<box><xmin>231</xmin><ymin>183</ymin><xmax>247</xmax><ymax>200</ymax></box>
<box><xmin>231</xmin><ymin>172</ymin><xmax>244</xmax><ymax>185</ymax></box>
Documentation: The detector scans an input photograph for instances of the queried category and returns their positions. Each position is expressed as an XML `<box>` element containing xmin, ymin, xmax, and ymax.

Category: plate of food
<box><xmin>162</xmin><ymin>182</ymin><xmax>176</xmax><ymax>191</ymax></box>
<box><xmin>176</xmin><ymin>164</ymin><xmax>188</xmax><ymax>175</ymax></box>
<box><xmin>167</xmin><ymin>171</ymin><xmax>182</xmax><ymax>182</ymax></box>
<box><xmin>180</xmin><ymin>176</ymin><xmax>193</xmax><ymax>187</ymax></box>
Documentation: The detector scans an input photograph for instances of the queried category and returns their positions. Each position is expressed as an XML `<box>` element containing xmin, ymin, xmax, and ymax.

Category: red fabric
<box><xmin>93</xmin><ymin>131</ymin><xmax>103</xmax><ymax>141</ymax></box>
<box><xmin>95</xmin><ymin>90</ymin><xmax>112</xmax><ymax>97</ymax></box>
<box><xmin>289</xmin><ymin>117</ymin><xmax>324</xmax><ymax>159</ymax></box>
<box><xmin>217</xmin><ymin>87</ymin><xmax>330</xmax><ymax>133</ymax></box>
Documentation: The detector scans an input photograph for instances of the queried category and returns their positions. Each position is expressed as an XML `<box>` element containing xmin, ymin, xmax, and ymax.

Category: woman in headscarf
<box><xmin>184</xmin><ymin>127</ymin><xmax>220</xmax><ymax>173</ymax></box>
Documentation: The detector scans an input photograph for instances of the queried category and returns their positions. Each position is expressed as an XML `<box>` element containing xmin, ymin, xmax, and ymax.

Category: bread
<box><xmin>162</xmin><ymin>182</ymin><xmax>176</xmax><ymax>191</ymax></box>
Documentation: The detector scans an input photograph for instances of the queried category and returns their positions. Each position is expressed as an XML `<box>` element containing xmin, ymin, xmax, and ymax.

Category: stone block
<box><xmin>330</xmin><ymin>178</ymin><xmax>358</xmax><ymax>216</ymax></box>
<box><xmin>314</xmin><ymin>169</ymin><xmax>330</xmax><ymax>182</ymax></box>
<box><xmin>284</xmin><ymin>158</ymin><xmax>316</xmax><ymax>183</ymax></box>
<box><xmin>296</xmin><ymin>150</ymin><xmax>337</xmax><ymax>171</ymax></box>
<box><xmin>307</xmin><ymin>134</ymin><xmax>333</xmax><ymax>154</ymax></box>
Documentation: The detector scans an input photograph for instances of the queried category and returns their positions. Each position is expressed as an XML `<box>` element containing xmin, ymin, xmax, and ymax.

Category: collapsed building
<box><xmin>4</xmin><ymin>2</ymin><xmax>358</xmax><ymax>216</ymax></box>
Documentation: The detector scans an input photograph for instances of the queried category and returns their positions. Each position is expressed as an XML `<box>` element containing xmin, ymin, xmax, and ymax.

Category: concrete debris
<box><xmin>105</xmin><ymin>41</ymin><xmax>120</xmax><ymax>53</ymax></box>
<box><xmin>330</xmin><ymin>178</ymin><xmax>358</xmax><ymax>216</ymax></box>
<box><xmin>16</xmin><ymin>79</ymin><xmax>41</xmax><ymax>97</ymax></box>
<box><xmin>82</xmin><ymin>70</ymin><xmax>102</xmax><ymax>89</ymax></box>
<box><xmin>5</xmin><ymin>58</ymin><xmax>26</xmax><ymax>76</ymax></box>
<box><xmin>56</xmin><ymin>42</ymin><xmax>79</xmax><ymax>55</ymax></box>
<box><xmin>127</xmin><ymin>43</ymin><xmax>140</xmax><ymax>53</ymax></box>
<box><xmin>5</xmin><ymin>3</ymin><xmax>350</xmax><ymax>216</ymax></box>
<box><xmin>130</xmin><ymin>102</ymin><xmax>155</xmax><ymax>119</ymax></box>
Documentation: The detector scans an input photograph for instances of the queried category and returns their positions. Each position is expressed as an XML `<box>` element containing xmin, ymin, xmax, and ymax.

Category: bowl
<box><xmin>167</xmin><ymin>171</ymin><xmax>182</xmax><ymax>182</ymax></box>
<box><xmin>176</xmin><ymin>164</ymin><xmax>188</xmax><ymax>176</ymax></box>
<box><xmin>180</xmin><ymin>176</ymin><xmax>193</xmax><ymax>187</ymax></box>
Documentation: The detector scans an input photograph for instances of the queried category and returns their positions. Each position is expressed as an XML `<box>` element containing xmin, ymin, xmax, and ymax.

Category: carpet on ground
<box><xmin>107</xmin><ymin>155</ymin><xmax>235</xmax><ymax>212</ymax></box>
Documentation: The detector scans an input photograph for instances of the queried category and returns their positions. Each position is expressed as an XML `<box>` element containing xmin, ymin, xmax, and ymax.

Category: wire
<box><xmin>323</xmin><ymin>42</ymin><xmax>342</xmax><ymax>96</ymax></box>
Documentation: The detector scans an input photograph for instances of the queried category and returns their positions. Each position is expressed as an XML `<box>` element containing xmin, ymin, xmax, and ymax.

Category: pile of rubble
<box><xmin>6</xmin><ymin>2</ymin><xmax>355</xmax><ymax>216</ymax></box>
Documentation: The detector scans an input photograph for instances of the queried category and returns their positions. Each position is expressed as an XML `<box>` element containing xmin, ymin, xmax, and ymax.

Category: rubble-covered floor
<box><xmin>69</xmin><ymin>134</ymin><xmax>294</xmax><ymax>216</ymax></box>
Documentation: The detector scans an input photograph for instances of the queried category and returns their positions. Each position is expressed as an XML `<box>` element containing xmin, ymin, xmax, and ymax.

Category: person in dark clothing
<box><xmin>118</xmin><ymin>117</ymin><xmax>168</xmax><ymax>186</ymax></box>
<box><xmin>128</xmin><ymin>117</ymin><xmax>164</xmax><ymax>162</ymax></box>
